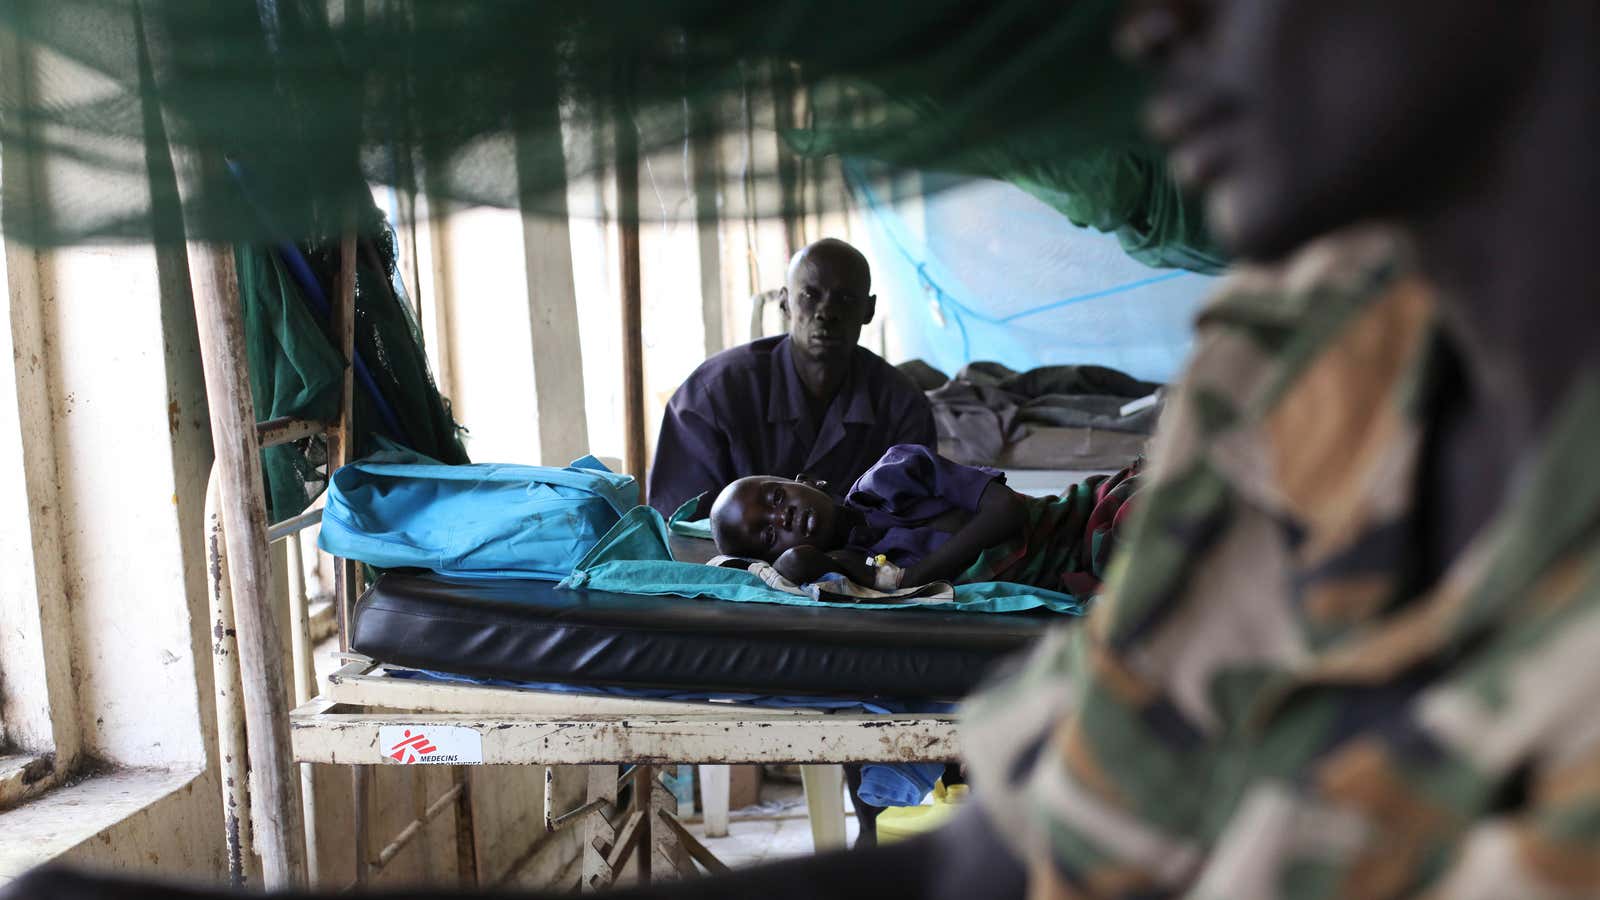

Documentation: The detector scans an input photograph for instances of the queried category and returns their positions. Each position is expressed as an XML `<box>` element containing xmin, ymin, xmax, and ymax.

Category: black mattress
<box><xmin>350</xmin><ymin>572</ymin><xmax>1052</xmax><ymax>700</ymax></box>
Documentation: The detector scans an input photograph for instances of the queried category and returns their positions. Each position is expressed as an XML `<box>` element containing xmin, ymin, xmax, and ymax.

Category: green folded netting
<box><xmin>0</xmin><ymin>0</ymin><xmax>1223</xmax><ymax>273</ymax></box>
<box><xmin>237</xmin><ymin>197</ymin><xmax>467</xmax><ymax>522</ymax></box>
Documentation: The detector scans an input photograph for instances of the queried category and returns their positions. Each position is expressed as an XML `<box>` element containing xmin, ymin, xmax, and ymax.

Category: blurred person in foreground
<box><xmin>8</xmin><ymin>0</ymin><xmax>1597</xmax><ymax>897</ymax></box>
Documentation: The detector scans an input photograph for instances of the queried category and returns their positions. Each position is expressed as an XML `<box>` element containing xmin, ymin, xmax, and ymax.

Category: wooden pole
<box><xmin>454</xmin><ymin>766</ymin><xmax>481</xmax><ymax>887</ymax></box>
<box><xmin>329</xmin><ymin>232</ymin><xmax>360</xmax><ymax>648</ymax></box>
<box><xmin>179</xmin><ymin>216</ymin><xmax>309</xmax><ymax>889</ymax></box>
<box><xmin>614</xmin><ymin>102</ymin><xmax>648</xmax><ymax>486</ymax></box>
<box><xmin>769</xmin><ymin>62</ymin><xmax>803</xmax><ymax>256</ymax></box>
<box><xmin>688</xmin><ymin>91</ymin><xmax>725</xmax><ymax>358</ymax></box>
<box><xmin>323</xmin><ymin>232</ymin><xmax>375</xmax><ymax>889</ymax></box>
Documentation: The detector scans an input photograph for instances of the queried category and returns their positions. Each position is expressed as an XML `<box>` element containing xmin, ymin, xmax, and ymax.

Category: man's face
<box><xmin>782</xmin><ymin>248</ymin><xmax>875</xmax><ymax>363</ymax></box>
<box><xmin>710</xmin><ymin>476</ymin><xmax>842</xmax><ymax>561</ymax></box>
<box><xmin>1122</xmin><ymin>0</ymin><xmax>1535</xmax><ymax>260</ymax></box>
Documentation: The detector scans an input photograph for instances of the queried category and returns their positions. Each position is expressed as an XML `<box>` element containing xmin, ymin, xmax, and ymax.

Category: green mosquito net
<box><xmin>0</xmin><ymin>0</ymin><xmax>1223</xmax><ymax>272</ymax></box>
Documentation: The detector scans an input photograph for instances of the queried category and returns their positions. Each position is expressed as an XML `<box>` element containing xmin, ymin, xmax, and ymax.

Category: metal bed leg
<box><xmin>800</xmin><ymin>765</ymin><xmax>848</xmax><ymax>852</ymax></box>
<box><xmin>300</xmin><ymin>764</ymin><xmax>320</xmax><ymax>886</ymax></box>
<box><xmin>285</xmin><ymin>536</ymin><xmax>321</xmax><ymax>883</ymax></box>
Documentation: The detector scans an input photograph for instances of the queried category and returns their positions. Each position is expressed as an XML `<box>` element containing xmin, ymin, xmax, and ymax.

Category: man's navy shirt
<box><xmin>646</xmin><ymin>335</ymin><xmax>936</xmax><ymax>517</ymax></box>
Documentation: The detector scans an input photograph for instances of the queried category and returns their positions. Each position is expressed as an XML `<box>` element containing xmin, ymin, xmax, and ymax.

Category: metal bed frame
<box><xmin>296</xmin><ymin>658</ymin><xmax>958</xmax><ymax>889</ymax></box>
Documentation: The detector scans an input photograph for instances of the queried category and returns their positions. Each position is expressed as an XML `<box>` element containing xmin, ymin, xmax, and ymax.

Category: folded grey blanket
<box><xmin>915</xmin><ymin>361</ymin><xmax>1162</xmax><ymax>470</ymax></box>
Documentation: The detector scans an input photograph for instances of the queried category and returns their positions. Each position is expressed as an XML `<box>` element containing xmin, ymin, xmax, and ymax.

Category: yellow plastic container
<box><xmin>876</xmin><ymin>782</ymin><xmax>968</xmax><ymax>844</ymax></box>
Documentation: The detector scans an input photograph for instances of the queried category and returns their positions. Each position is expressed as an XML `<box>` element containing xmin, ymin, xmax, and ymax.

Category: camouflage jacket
<box><xmin>964</xmin><ymin>226</ymin><xmax>1600</xmax><ymax>899</ymax></box>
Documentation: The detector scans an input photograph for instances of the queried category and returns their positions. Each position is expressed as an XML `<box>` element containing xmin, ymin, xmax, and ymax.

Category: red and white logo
<box><xmin>387</xmin><ymin>729</ymin><xmax>437</xmax><ymax>763</ymax></box>
<box><xmin>377</xmin><ymin>724</ymin><xmax>485</xmax><ymax>765</ymax></box>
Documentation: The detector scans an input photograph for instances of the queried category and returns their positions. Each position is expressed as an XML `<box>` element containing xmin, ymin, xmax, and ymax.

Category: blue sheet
<box><xmin>320</xmin><ymin>450</ymin><xmax>637</xmax><ymax>580</ymax></box>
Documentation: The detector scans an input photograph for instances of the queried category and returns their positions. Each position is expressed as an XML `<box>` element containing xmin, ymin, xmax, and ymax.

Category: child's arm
<box><xmin>772</xmin><ymin>546</ymin><xmax>871</xmax><ymax>586</ymax></box>
<box><xmin>899</xmin><ymin>481</ymin><xmax>1025</xmax><ymax>585</ymax></box>
<box><xmin>772</xmin><ymin>481</ymin><xmax>1025</xmax><ymax>588</ymax></box>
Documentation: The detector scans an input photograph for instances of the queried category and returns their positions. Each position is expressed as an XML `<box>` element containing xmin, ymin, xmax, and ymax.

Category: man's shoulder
<box><xmin>679</xmin><ymin>336</ymin><xmax>784</xmax><ymax>389</ymax></box>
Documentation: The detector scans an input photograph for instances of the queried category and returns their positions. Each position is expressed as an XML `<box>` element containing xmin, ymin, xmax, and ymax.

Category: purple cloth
<box><xmin>647</xmin><ymin>336</ymin><xmax>936</xmax><ymax>516</ymax></box>
<box><xmin>844</xmin><ymin>444</ymin><xmax>1003</xmax><ymax>566</ymax></box>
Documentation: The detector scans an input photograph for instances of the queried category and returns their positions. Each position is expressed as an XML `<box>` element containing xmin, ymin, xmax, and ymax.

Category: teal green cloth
<box><xmin>561</xmin><ymin>506</ymin><xmax>1089</xmax><ymax>615</ymax></box>
<box><xmin>574</xmin><ymin>503</ymin><xmax>676</xmax><ymax>568</ymax></box>
<box><xmin>320</xmin><ymin>451</ymin><xmax>637</xmax><ymax>580</ymax></box>
<box><xmin>667</xmin><ymin>494</ymin><xmax>713</xmax><ymax>540</ymax></box>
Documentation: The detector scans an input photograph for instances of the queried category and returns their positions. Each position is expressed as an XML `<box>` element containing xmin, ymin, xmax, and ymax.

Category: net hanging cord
<box><xmin>739</xmin><ymin>61</ymin><xmax>761</xmax><ymax>298</ymax></box>
<box><xmin>638</xmin><ymin>112</ymin><xmax>674</xmax><ymax>227</ymax></box>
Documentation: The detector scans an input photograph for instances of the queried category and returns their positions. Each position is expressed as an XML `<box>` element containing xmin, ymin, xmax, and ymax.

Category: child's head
<box><xmin>709</xmin><ymin>475</ymin><xmax>846</xmax><ymax>562</ymax></box>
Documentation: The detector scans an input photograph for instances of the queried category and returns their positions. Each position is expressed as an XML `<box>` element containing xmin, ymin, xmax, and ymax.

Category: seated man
<box><xmin>646</xmin><ymin>238</ymin><xmax>936</xmax><ymax>518</ymax></box>
<box><xmin>710</xmin><ymin>444</ymin><xmax>1140</xmax><ymax>597</ymax></box>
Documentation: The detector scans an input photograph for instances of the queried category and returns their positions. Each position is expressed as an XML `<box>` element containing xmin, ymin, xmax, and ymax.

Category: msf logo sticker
<box><xmin>377</xmin><ymin>725</ymin><xmax>485</xmax><ymax>765</ymax></box>
<box><xmin>387</xmin><ymin>730</ymin><xmax>437</xmax><ymax>763</ymax></box>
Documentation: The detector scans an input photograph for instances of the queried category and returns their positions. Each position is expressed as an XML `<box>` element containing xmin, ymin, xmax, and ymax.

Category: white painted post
<box><xmin>698</xmin><ymin>765</ymin><xmax>730</xmax><ymax>838</ymax></box>
<box><xmin>413</xmin><ymin>192</ymin><xmax>456</xmax><ymax>404</ymax></box>
<box><xmin>520</xmin><ymin>211</ymin><xmax>590</xmax><ymax>466</ymax></box>
<box><xmin>285</xmin><ymin>534</ymin><xmax>320</xmax><ymax>882</ymax></box>
<box><xmin>204</xmin><ymin>469</ymin><xmax>256</xmax><ymax>886</ymax></box>
<box><xmin>800</xmin><ymin>765</ymin><xmax>848</xmax><ymax>852</ymax></box>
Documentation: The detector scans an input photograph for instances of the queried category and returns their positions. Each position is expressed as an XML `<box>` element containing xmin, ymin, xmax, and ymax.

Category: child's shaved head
<box><xmin>709</xmin><ymin>475</ymin><xmax>846</xmax><ymax>561</ymax></box>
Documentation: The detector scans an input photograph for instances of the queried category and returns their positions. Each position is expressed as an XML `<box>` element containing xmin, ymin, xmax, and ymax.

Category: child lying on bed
<box><xmin>708</xmin><ymin>443</ymin><xmax>1140</xmax><ymax>596</ymax></box>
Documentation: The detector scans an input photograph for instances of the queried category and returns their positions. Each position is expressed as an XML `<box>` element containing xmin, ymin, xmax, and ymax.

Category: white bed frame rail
<box><xmin>293</xmin><ymin>659</ymin><xmax>957</xmax><ymax>888</ymax></box>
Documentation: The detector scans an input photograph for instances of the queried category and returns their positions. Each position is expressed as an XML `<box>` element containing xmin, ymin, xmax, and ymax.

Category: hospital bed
<box><xmin>183</xmin><ymin>181</ymin><xmax>1058</xmax><ymax>888</ymax></box>
<box><xmin>192</xmin><ymin>234</ymin><xmax>1051</xmax><ymax>887</ymax></box>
